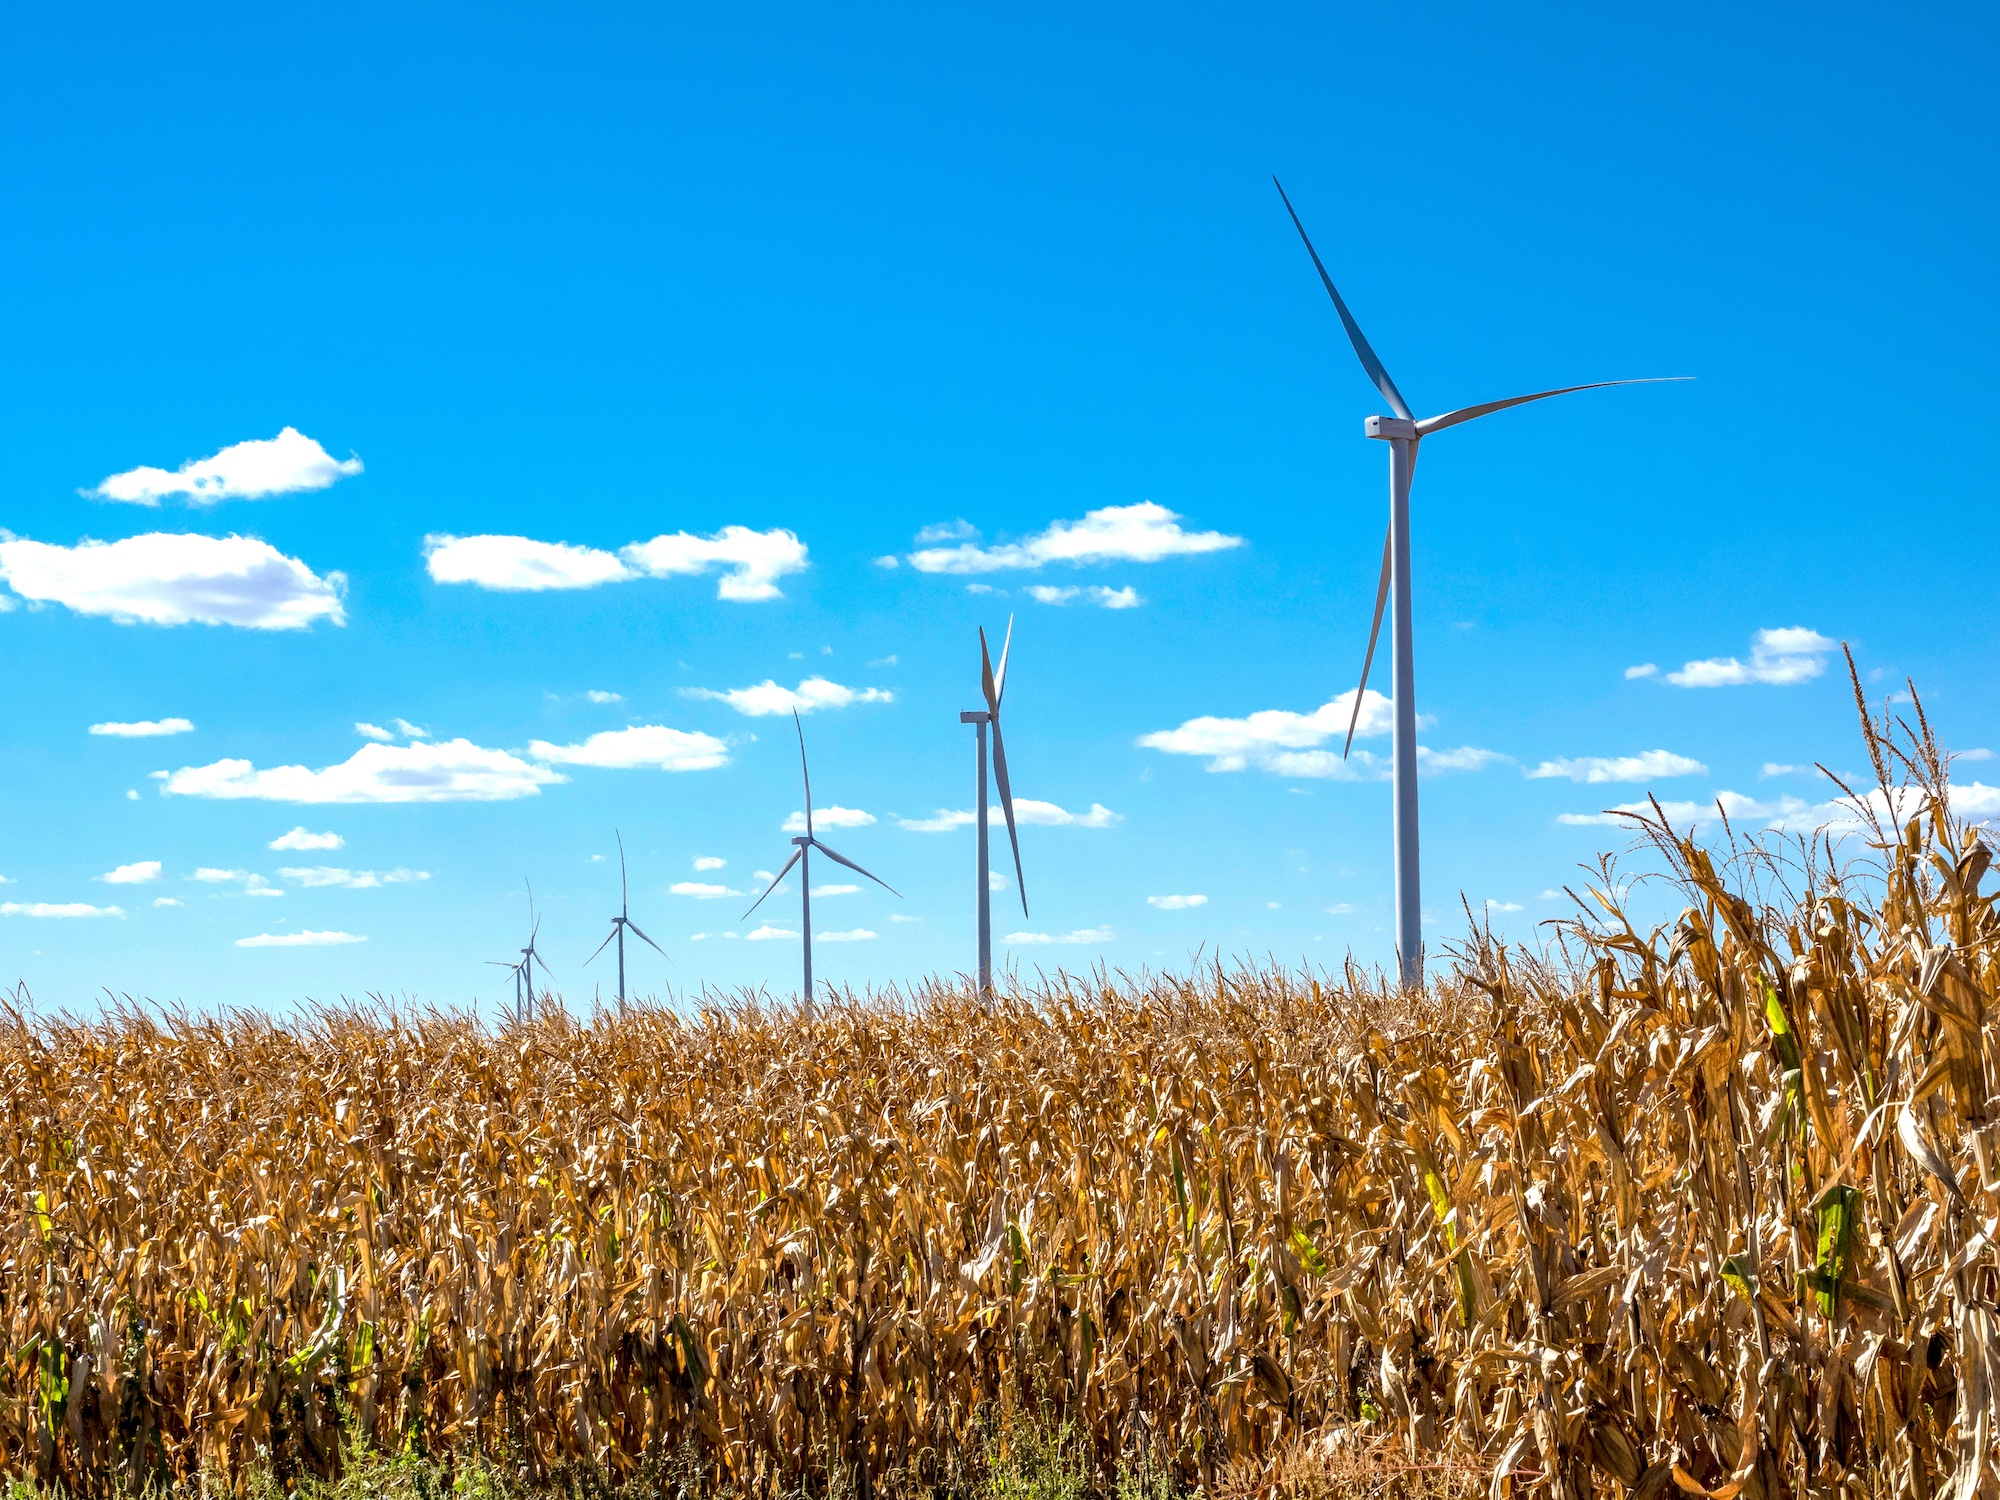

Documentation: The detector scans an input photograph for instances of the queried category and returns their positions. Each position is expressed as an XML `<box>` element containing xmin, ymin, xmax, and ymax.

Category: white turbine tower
<box><xmin>1275</xmin><ymin>178</ymin><xmax>1686</xmax><ymax>989</ymax></box>
<box><xmin>959</xmin><ymin>616</ymin><xmax>1027</xmax><ymax>998</ymax></box>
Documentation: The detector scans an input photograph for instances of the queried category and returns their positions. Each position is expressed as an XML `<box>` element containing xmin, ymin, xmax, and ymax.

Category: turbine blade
<box><xmin>617</xmin><ymin>829</ymin><xmax>628</xmax><ymax>917</ymax></box>
<box><xmin>625</xmin><ymin>919</ymin><xmax>668</xmax><ymax>958</ymax></box>
<box><xmin>993</xmin><ymin>614</ymin><xmax>1014</xmax><ymax>708</ymax></box>
<box><xmin>741</xmin><ymin>847</ymin><xmax>803</xmax><ymax>921</ymax></box>
<box><xmin>1272</xmin><ymin>177</ymin><xmax>1413</xmax><ymax>422</ymax></box>
<box><xmin>794</xmin><ymin>709</ymin><xmax>813</xmax><ymax>838</ymax></box>
<box><xmin>989</xmin><ymin>716</ymin><xmax>1029</xmax><ymax>918</ymax></box>
<box><xmin>979</xmin><ymin>627</ymin><xmax>999</xmax><ymax>715</ymax></box>
<box><xmin>584</xmin><ymin>925</ymin><xmax>618</xmax><ymax>967</ymax></box>
<box><xmin>1342</xmin><ymin>526</ymin><xmax>1393</xmax><ymax>760</ymax></box>
<box><xmin>1413</xmin><ymin>377</ymin><xmax>1691</xmax><ymax>438</ymax></box>
<box><xmin>808</xmin><ymin>838</ymin><xmax>901</xmax><ymax>898</ymax></box>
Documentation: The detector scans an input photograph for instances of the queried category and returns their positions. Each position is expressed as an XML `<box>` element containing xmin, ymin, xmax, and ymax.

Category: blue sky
<box><xmin>2</xmin><ymin>2</ymin><xmax>1994</xmax><ymax>1012</ymax></box>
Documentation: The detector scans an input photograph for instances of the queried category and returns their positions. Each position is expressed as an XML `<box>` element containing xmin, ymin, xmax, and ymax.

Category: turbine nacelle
<box><xmin>1365</xmin><ymin>415</ymin><xmax>1417</xmax><ymax>441</ymax></box>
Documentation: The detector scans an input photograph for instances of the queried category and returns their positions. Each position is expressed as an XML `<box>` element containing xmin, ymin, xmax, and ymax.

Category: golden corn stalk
<box><xmin>3</xmin><ymin>682</ymin><xmax>1996</xmax><ymax>1498</ymax></box>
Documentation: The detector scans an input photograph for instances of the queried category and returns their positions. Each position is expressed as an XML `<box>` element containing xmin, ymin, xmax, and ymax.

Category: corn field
<box><xmin>4</xmin><ymin>688</ymin><xmax>1998</xmax><ymax>1498</ymax></box>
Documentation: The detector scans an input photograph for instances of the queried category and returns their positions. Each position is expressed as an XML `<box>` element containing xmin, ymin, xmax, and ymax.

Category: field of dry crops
<box><xmin>5</xmin><ymin>697</ymin><xmax>1999</xmax><ymax>1499</ymax></box>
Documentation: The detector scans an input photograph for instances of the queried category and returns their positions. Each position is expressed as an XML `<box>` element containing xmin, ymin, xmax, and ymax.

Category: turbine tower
<box><xmin>585</xmin><ymin>830</ymin><xmax>666</xmax><ymax>1011</ymax></box>
<box><xmin>742</xmin><ymin>711</ymin><xmax>899</xmax><ymax>1011</ymax></box>
<box><xmin>1274</xmin><ymin>177</ymin><xmax>1684</xmax><ymax>989</ymax></box>
<box><xmin>959</xmin><ymin>617</ymin><xmax>1026</xmax><ymax>996</ymax></box>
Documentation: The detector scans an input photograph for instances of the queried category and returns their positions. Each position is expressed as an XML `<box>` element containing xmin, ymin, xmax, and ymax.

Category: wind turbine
<box><xmin>498</xmin><ymin>888</ymin><xmax>560</xmax><ymax>1032</ymax></box>
<box><xmin>1273</xmin><ymin>177</ymin><xmax>1685</xmax><ymax>989</ymax></box>
<box><xmin>741</xmin><ymin>711</ymin><xmax>900</xmax><ymax>1010</ymax></box>
<box><xmin>584</xmin><ymin>830</ymin><xmax>666</xmax><ymax>1011</ymax></box>
<box><xmin>959</xmin><ymin>617</ymin><xmax>1027</xmax><ymax>996</ymax></box>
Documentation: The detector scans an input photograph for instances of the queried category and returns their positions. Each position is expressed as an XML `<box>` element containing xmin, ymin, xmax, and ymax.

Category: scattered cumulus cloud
<box><xmin>1025</xmin><ymin>584</ymin><xmax>1143</xmax><ymax>609</ymax></box>
<box><xmin>3</xmin><ymin>901</ymin><xmax>125</xmax><ymax>918</ymax></box>
<box><xmin>100</xmin><ymin>861</ymin><xmax>161</xmax><ymax>885</ymax></box>
<box><xmin>391</xmin><ymin>719</ymin><xmax>428</xmax><ymax>739</ymax></box>
<box><xmin>90</xmin><ymin>718</ymin><xmax>192</xmax><ymax>738</ymax></box>
<box><xmin>811</xmin><ymin>884</ymin><xmax>860</xmax><ymax>897</ymax></box>
<box><xmin>1325</xmin><ymin>903</ymin><xmax>1356</xmax><ymax>915</ymax></box>
<box><xmin>277</xmin><ymin>867</ymin><xmax>429</xmax><ymax>889</ymax></box>
<box><xmin>528</xmin><ymin>726</ymin><xmax>730</xmax><ymax>773</ymax></box>
<box><xmin>686</xmin><ymin>676</ymin><xmax>892</xmax><ymax>717</ymax></box>
<box><xmin>895</xmin><ymin>800</ymin><xmax>1120</xmax><ymax>832</ymax></box>
<box><xmin>163</xmin><ymin>740</ymin><xmax>565</xmax><ymax>803</ymax></box>
<box><xmin>1960</xmin><ymin>748</ymin><xmax>1994</xmax><ymax>763</ymax></box>
<box><xmin>153</xmin><ymin>897</ymin><xmax>183</xmax><ymax>908</ymax></box>
<box><xmin>355</xmin><ymin>722</ymin><xmax>394</xmax><ymax>742</ymax></box>
<box><xmin>425</xmin><ymin>528</ymin><xmax>809</xmax><ymax>601</ymax></box>
<box><xmin>907</xmin><ymin>503</ymin><xmax>1241</xmax><ymax>574</ymax></box>
<box><xmin>1139</xmin><ymin>693</ymin><xmax>1491</xmax><ymax>781</ymax></box>
<box><xmin>270</xmin><ymin>827</ymin><xmax>343</xmax><ymax>851</ymax></box>
<box><xmin>817</xmin><ymin>928</ymin><xmax>876</xmax><ymax>942</ymax></box>
<box><xmin>872</xmin><ymin>555</ymin><xmax>899</xmax><ymax>570</ymax></box>
<box><xmin>1761</xmin><ymin>763</ymin><xmax>1807</xmax><ymax>779</ymax></box>
<box><xmin>784</xmin><ymin>806</ymin><xmax>875</xmax><ymax>833</ymax></box>
<box><xmin>693</xmin><ymin>856</ymin><xmax>726</xmax><ymax>871</ymax></box>
<box><xmin>235</xmin><ymin>930</ymin><xmax>365</xmax><ymax>948</ymax></box>
<box><xmin>1663</xmin><ymin>627</ymin><xmax>1837</xmax><ymax>688</ymax></box>
<box><xmin>1624</xmin><ymin>664</ymin><xmax>1658</xmax><ymax>680</ymax></box>
<box><xmin>1486</xmin><ymin>899</ymin><xmax>1524</xmax><ymax>913</ymax></box>
<box><xmin>1005</xmin><ymin>926</ymin><xmax>1114</xmax><ymax>945</ymax></box>
<box><xmin>586</xmin><ymin>690</ymin><xmax>623</xmax><ymax>704</ymax></box>
<box><xmin>1551</xmin><ymin>784</ymin><xmax>2000</xmax><ymax>835</ymax></box>
<box><xmin>915</xmin><ymin>520</ymin><xmax>977</xmax><ymax>544</ymax></box>
<box><xmin>1417</xmin><ymin>746</ymin><xmax>1509</xmax><ymax>774</ymax></box>
<box><xmin>745</xmin><ymin>925</ymin><xmax>797</xmax><ymax>941</ymax></box>
<box><xmin>1524</xmin><ymin>750</ymin><xmax>1707</xmax><ymax>784</ymax></box>
<box><xmin>0</xmin><ymin>533</ymin><xmax>346</xmax><ymax>629</ymax></box>
<box><xmin>1147</xmin><ymin>894</ymin><xmax>1207</xmax><ymax>910</ymax></box>
<box><xmin>88</xmin><ymin>428</ymin><xmax>361</xmax><ymax>506</ymax></box>
<box><xmin>671</xmin><ymin>882</ymin><xmax>742</xmax><ymax>899</ymax></box>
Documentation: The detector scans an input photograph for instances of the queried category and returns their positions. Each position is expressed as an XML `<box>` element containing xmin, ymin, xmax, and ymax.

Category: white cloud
<box><xmin>277</xmin><ymin>867</ymin><xmax>429</xmax><ymax>889</ymax></box>
<box><xmin>1147</xmin><ymin>894</ymin><xmax>1207</xmax><ymax>910</ymax></box>
<box><xmin>1026</xmin><ymin>584</ymin><xmax>1144</xmax><ymax>609</ymax></box>
<box><xmin>391</xmin><ymin>719</ymin><xmax>428</xmax><ymax>739</ymax></box>
<box><xmin>687</xmin><ymin>676</ymin><xmax>893</xmax><ymax>717</ymax></box>
<box><xmin>89</xmin><ymin>718</ymin><xmax>192</xmax><ymax>738</ymax></box>
<box><xmin>816</xmin><ymin>928</ymin><xmax>876</xmax><ymax>941</ymax></box>
<box><xmin>1761</xmin><ymin>763</ymin><xmax>1806</xmax><ymax>778</ymax></box>
<box><xmin>153</xmin><ymin>896</ymin><xmax>183</xmax><ymax>908</ymax></box>
<box><xmin>355</xmin><ymin>722</ymin><xmax>394</xmax><ymax>742</ymax></box>
<box><xmin>811</xmin><ymin>884</ymin><xmax>860</xmax><ymax>897</ymax></box>
<box><xmin>890</xmin><ymin>913</ymin><xmax>922</xmax><ymax>922</ymax></box>
<box><xmin>1417</xmin><ymin>746</ymin><xmax>1508</xmax><ymax>774</ymax></box>
<box><xmin>746</xmin><ymin>925</ymin><xmax>797</xmax><ymax>941</ymax></box>
<box><xmin>1325</xmin><ymin>903</ymin><xmax>1355</xmax><ymax>915</ymax></box>
<box><xmin>916</xmin><ymin>520</ymin><xmax>977</xmax><ymax>544</ymax></box>
<box><xmin>100</xmin><ymin>861</ymin><xmax>161</xmax><ymax>885</ymax></box>
<box><xmin>872</xmin><ymin>555</ymin><xmax>899</xmax><ymax>570</ymax></box>
<box><xmin>1139</xmin><ymin>690</ymin><xmax>1393</xmax><ymax>774</ymax></box>
<box><xmin>783</xmin><ymin>806</ymin><xmax>875</xmax><ymax>833</ymax></box>
<box><xmin>693</xmin><ymin>856</ymin><xmax>726</xmax><ymax>871</ymax></box>
<box><xmin>1665</xmin><ymin>627</ymin><xmax>1837</xmax><ymax>688</ymax></box>
<box><xmin>1960</xmin><ymin>748</ymin><xmax>1994</xmax><ymax>763</ymax></box>
<box><xmin>966</xmin><ymin>584</ymin><xmax>1006</xmax><ymax>596</ymax></box>
<box><xmin>528</xmin><ymin>726</ymin><xmax>729</xmax><ymax>773</ymax></box>
<box><xmin>193</xmin><ymin>868</ymin><xmax>246</xmax><ymax>882</ymax></box>
<box><xmin>1485</xmin><ymin>899</ymin><xmax>1524</xmax><ymax>913</ymax></box>
<box><xmin>125</xmin><ymin>790</ymin><xmax>139</xmax><ymax>801</ymax></box>
<box><xmin>1524</xmin><ymin>750</ymin><xmax>1707</xmax><ymax>784</ymax></box>
<box><xmin>89</xmin><ymin>428</ymin><xmax>361</xmax><ymax>506</ymax></box>
<box><xmin>1005</xmin><ymin>926</ymin><xmax>1114</xmax><ymax>945</ymax></box>
<box><xmin>0</xmin><ymin>533</ymin><xmax>346</xmax><ymax>629</ymax></box>
<box><xmin>424</xmin><ymin>534</ymin><xmax>631</xmax><ymax>591</ymax></box>
<box><xmin>270</xmin><ymin>826</ymin><xmax>343</xmax><ymax>851</ymax></box>
<box><xmin>989</xmin><ymin>871</ymin><xmax>1007</xmax><ymax>892</ymax></box>
<box><xmin>2</xmin><ymin>901</ymin><xmax>126</xmax><ymax>918</ymax></box>
<box><xmin>1624</xmin><ymin>663</ymin><xmax>1658</xmax><ymax>680</ymax></box>
<box><xmin>671</xmin><ymin>882</ymin><xmax>742</xmax><ymax>899</ymax></box>
<box><xmin>908</xmin><ymin>502</ymin><xmax>1241</xmax><ymax>574</ymax></box>
<box><xmin>164</xmin><ymin>740</ymin><xmax>565</xmax><ymax>803</ymax></box>
<box><xmin>235</xmin><ymin>930</ymin><xmax>366</xmax><ymax>947</ymax></box>
<box><xmin>586</xmin><ymin>690</ymin><xmax>623</xmax><ymax>704</ymax></box>
<box><xmin>623</xmin><ymin>526</ymin><xmax>810</xmax><ymax>601</ymax></box>
<box><xmin>244</xmin><ymin>875</ymin><xmax>282</xmax><ymax>898</ymax></box>
<box><xmin>896</xmin><ymin>799</ymin><xmax>1120</xmax><ymax>832</ymax></box>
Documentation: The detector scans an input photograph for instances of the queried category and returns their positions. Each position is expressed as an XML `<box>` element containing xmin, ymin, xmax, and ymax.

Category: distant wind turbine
<box><xmin>741</xmin><ymin>711</ymin><xmax>899</xmax><ymax>1010</ymax></box>
<box><xmin>493</xmin><ymin>881</ymin><xmax>555</xmax><ymax>1023</ymax></box>
<box><xmin>1274</xmin><ymin>177</ymin><xmax>1687</xmax><ymax>989</ymax></box>
<box><xmin>585</xmin><ymin>831</ymin><xmax>666</xmax><ymax>1011</ymax></box>
<box><xmin>960</xmin><ymin>617</ymin><xmax>1028</xmax><ymax>997</ymax></box>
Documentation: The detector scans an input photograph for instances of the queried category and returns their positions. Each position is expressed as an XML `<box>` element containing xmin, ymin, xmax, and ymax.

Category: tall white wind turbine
<box><xmin>741</xmin><ymin>711</ymin><xmax>899</xmax><ymax>1011</ymax></box>
<box><xmin>1274</xmin><ymin>178</ymin><xmax>1685</xmax><ymax>988</ymax></box>
<box><xmin>959</xmin><ymin>616</ymin><xmax>1028</xmax><ymax>997</ymax></box>
<box><xmin>585</xmin><ymin>830</ymin><xmax>667</xmax><ymax>1012</ymax></box>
